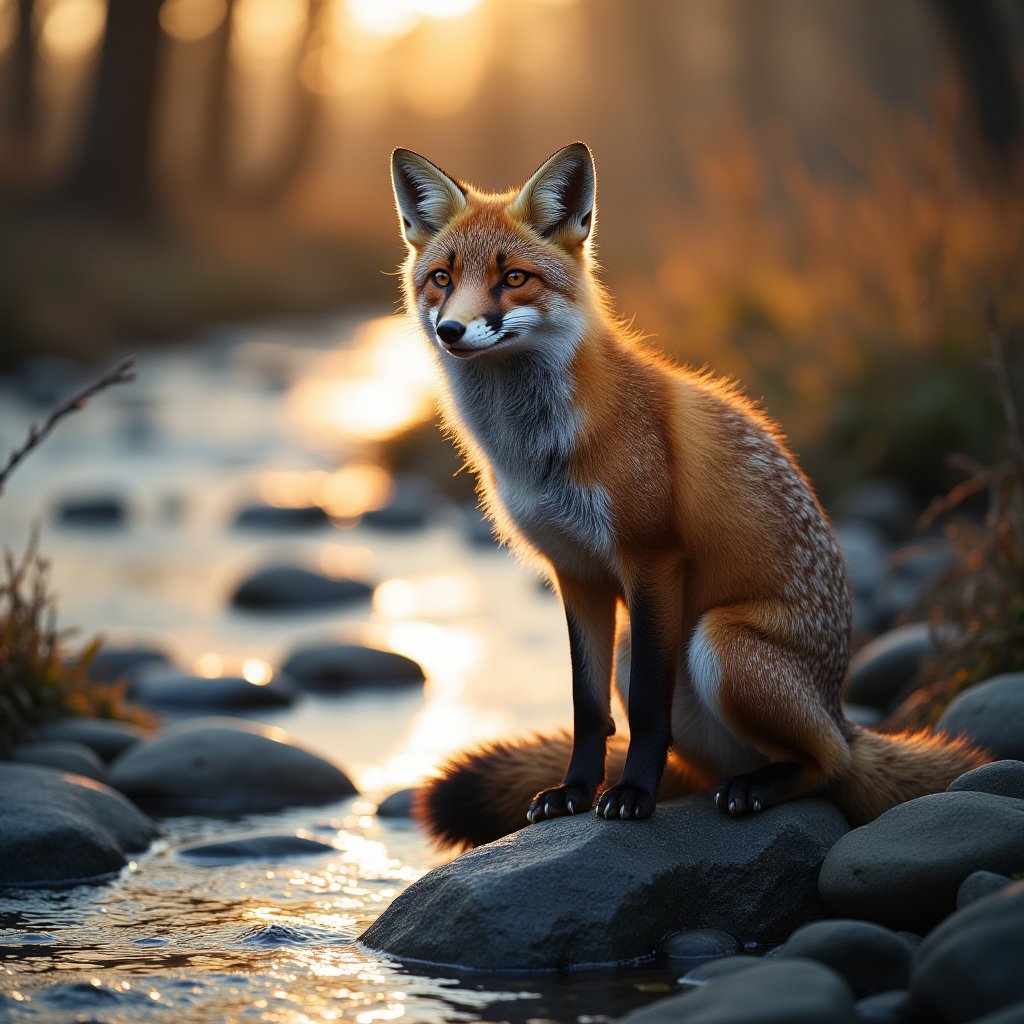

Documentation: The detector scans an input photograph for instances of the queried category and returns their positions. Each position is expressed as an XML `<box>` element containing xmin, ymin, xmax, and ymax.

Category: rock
<box><xmin>230</xmin><ymin>565</ymin><xmax>373</xmax><ymax>612</ymax></box>
<box><xmin>957</xmin><ymin>870</ymin><xmax>1013</xmax><ymax>909</ymax></box>
<box><xmin>361</xmin><ymin>795</ymin><xmax>848</xmax><ymax>969</ymax></box>
<box><xmin>85</xmin><ymin>645</ymin><xmax>173</xmax><ymax>684</ymax></box>
<box><xmin>129</xmin><ymin>669</ymin><xmax>298</xmax><ymax>709</ymax></box>
<box><xmin>769</xmin><ymin>919</ymin><xmax>914</xmax><ymax>998</ymax></box>
<box><xmin>660</xmin><ymin>929</ymin><xmax>741</xmax><ymax>963</ymax></box>
<box><xmin>179</xmin><ymin>833</ymin><xmax>336</xmax><ymax>862</ymax></box>
<box><xmin>677</xmin><ymin>955</ymin><xmax>762</xmax><ymax>987</ymax></box>
<box><xmin>54</xmin><ymin>495</ymin><xmax>127</xmax><ymax>527</ymax></box>
<box><xmin>376</xmin><ymin>788</ymin><xmax>417</xmax><ymax>818</ymax></box>
<box><xmin>232</xmin><ymin>503</ymin><xmax>330</xmax><ymax>530</ymax></box>
<box><xmin>0</xmin><ymin>763</ymin><xmax>157</xmax><ymax>886</ymax></box>
<box><xmin>361</xmin><ymin>475</ymin><xmax>435</xmax><ymax>531</ymax></box>
<box><xmin>10</xmin><ymin>741</ymin><xmax>108</xmax><ymax>783</ymax></box>
<box><xmin>836</xmin><ymin>480</ymin><xmax>917</xmax><ymax>542</ymax></box>
<box><xmin>947</xmin><ymin>760</ymin><xmax>1024</xmax><ymax>799</ymax></box>
<box><xmin>846</xmin><ymin>623</ymin><xmax>933</xmax><ymax>710</ymax></box>
<box><xmin>280</xmin><ymin>643</ymin><xmax>425</xmax><ymax>692</ymax></box>
<box><xmin>969</xmin><ymin>1004</ymin><xmax>1024</xmax><ymax>1024</ymax></box>
<box><xmin>835</xmin><ymin>521</ymin><xmax>887</xmax><ymax>599</ymax></box>
<box><xmin>854</xmin><ymin>990</ymin><xmax>915</xmax><ymax>1024</ymax></box>
<box><xmin>872</xmin><ymin>540</ymin><xmax>954</xmax><ymax>630</ymax></box>
<box><xmin>937</xmin><ymin>674</ymin><xmax>1024</xmax><ymax>760</ymax></box>
<box><xmin>819</xmin><ymin>791</ymin><xmax>1024</xmax><ymax>933</ymax></box>
<box><xmin>32</xmin><ymin>717</ymin><xmax>147</xmax><ymax>761</ymax></box>
<box><xmin>843</xmin><ymin>703</ymin><xmax>885</xmax><ymax>728</ymax></box>
<box><xmin>618</xmin><ymin>959</ymin><xmax>858</xmax><ymax>1023</ymax></box>
<box><xmin>910</xmin><ymin>881</ymin><xmax>1024</xmax><ymax>1023</ymax></box>
<box><xmin>108</xmin><ymin>717</ymin><xmax>357</xmax><ymax>812</ymax></box>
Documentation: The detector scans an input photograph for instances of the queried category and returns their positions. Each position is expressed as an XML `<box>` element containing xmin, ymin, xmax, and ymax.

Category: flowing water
<box><xmin>0</xmin><ymin>314</ymin><xmax>682</xmax><ymax>1023</ymax></box>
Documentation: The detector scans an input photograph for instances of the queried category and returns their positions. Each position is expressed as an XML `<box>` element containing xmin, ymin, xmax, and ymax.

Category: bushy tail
<box><xmin>414</xmin><ymin>730</ymin><xmax>702</xmax><ymax>849</ymax></box>
<box><xmin>829</xmin><ymin>726</ymin><xmax>989</xmax><ymax>824</ymax></box>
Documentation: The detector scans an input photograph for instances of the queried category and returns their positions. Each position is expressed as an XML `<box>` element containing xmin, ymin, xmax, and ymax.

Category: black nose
<box><xmin>436</xmin><ymin>320</ymin><xmax>466</xmax><ymax>345</ymax></box>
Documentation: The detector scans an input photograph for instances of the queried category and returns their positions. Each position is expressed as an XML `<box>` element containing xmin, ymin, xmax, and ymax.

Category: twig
<box><xmin>0</xmin><ymin>356</ymin><xmax>137</xmax><ymax>498</ymax></box>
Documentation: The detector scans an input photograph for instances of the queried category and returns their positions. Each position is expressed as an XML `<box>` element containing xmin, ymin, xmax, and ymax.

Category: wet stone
<box><xmin>937</xmin><ymin>674</ymin><xmax>1024</xmax><ymax>761</ymax></box>
<box><xmin>32</xmin><ymin>716</ymin><xmax>147</xmax><ymax>762</ymax></box>
<box><xmin>54</xmin><ymin>494</ymin><xmax>127</xmax><ymax>527</ymax></box>
<box><xmin>846</xmin><ymin>622</ymin><xmax>933</xmax><ymax>711</ymax></box>
<box><xmin>233</xmin><ymin>503</ymin><xmax>331</xmax><ymax>530</ymax></box>
<box><xmin>947</xmin><ymin>760</ymin><xmax>1024</xmax><ymax>800</ymax></box>
<box><xmin>129</xmin><ymin>669</ymin><xmax>298</xmax><ymax>709</ymax></box>
<box><xmin>361</xmin><ymin>475</ymin><xmax>436</xmax><ymax>531</ymax></box>
<box><xmin>376</xmin><ymin>788</ymin><xmax>417</xmax><ymax>818</ymax></box>
<box><xmin>281</xmin><ymin>643</ymin><xmax>425</xmax><ymax>692</ymax></box>
<box><xmin>660</xmin><ymin>928</ymin><xmax>741</xmax><ymax>963</ymax></box>
<box><xmin>85</xmin><ymin>644</ymin><xmax>174</xmax><ymax>684</ymax></box>
<box><xmin>854</xmin><ymin>989</ymin><xmax>915</xmax><ymax>1024</ymax></box>
<box><xmin>9</xmin><ymin>740</ymin><xmax>109</xmax><ymax>784</ymax></box>
<box><xmin>179</xmin><ymin>832</ymin><xmax>335</xmax><ymax>862</ymax></box>
<box><xmin>957</xmin><ymin>870</ymin><xmax>1014</xmax><ymax>910</ymax></box>
<box><xmin>230</xmin><ymin>565</ymin><xmax>373</xmax><ymax>612</ymax></box>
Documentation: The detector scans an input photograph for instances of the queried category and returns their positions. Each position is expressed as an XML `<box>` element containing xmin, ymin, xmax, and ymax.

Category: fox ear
<box><xmin>510</xmin><ymin>142</ymin><xmax>596</xmax><ymax>251</ymax></box>
<box><xmin>391</xmin><ymin>148</ymin><xmax>467</xmax><ymax>248</ymax></box>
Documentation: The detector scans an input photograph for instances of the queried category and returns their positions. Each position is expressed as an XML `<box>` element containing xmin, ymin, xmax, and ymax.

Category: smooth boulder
<box><xmin>846</xmin><ymin>622</ymin><xmax>932</xmax><ymax>710</ymax></box>
<box><xmin>937</xmin><ymin>674</ymin><xmax>1024</xmax><ymax>760</ymax></box>
<box><xmin>109</xmin><ymin>718</ymin><xmax>357</xmax><ymax>811</ymax></box>
<box><xmin>910</xmin><ymin>881</ymin><xmax>1024</xmax><ymax>1023</ymax></box>
<box><xmin>947</xmin><ymin>760</ymin><xmax>1024</xmax><ymax>799</ymax></box>
<box><xmin>179</xmin><ymin>833</ymin><xmax>336</xmax><ymax>862</ymax></box>
<box><xmin>230</xmin><ymin>566</ymin><xmax>373</xmax><ymax>612</ymax></box>
<box><xmin>619</xmin><ymin>958</ymin><xmax>857</xmax><ymax>1023</ymax></box>
<box><xmin>129</xmin><ymin>670</ymin><xmax>297</xmax><ymax>709</ymax></box>
<box><xmin>33</xmin><ymin>716</ymin><xmax>147</xmax><ymax>761</ymax></box>
<box><xmin>10</xmin><ymin>741</ymin><xmax>109</xmax><ymax>783</ymax></box>
<box><xmin>281</xmin><ymin>643</ymin><xmax>425</xmax><ymax>692</ymax></box>
<box><xmin>361</xmin><ymin>795</ymin><xmax>848</xmax><ymax>969</ymax></box>
<box><xmin>0</xmin><ymin>763</ymin><xmax>156</xmax><ymax>886</ymax></box>
<box><xmin>819</xmin><ymin>791</ymin><xmax>1024</xmax><ymax>932</ymax></box>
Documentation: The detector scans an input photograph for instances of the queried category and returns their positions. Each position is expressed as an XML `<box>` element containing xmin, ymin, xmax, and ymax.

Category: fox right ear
<box><xmin>391</xmin><ymin>149</ymin><xmax>467</xmax><ymax>248</ymax></box>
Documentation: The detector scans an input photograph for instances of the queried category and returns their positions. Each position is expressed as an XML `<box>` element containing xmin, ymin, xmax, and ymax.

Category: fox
<box><xmin>389</xmin><ymin>142</ymin><xmax>987</xmax><ymax>849</ymax></box>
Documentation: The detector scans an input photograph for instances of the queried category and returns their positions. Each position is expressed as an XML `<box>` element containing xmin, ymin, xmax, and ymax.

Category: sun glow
<box><xmin>39</xmin><ymin>0</ymin><xmax>106</xmax><ymax>63</ymax></box>
<box><xmin>159</xmin><ymin>0</ymin><xmax>227</xmax><ymax>42</ymax></box>
<box><xmin>344</xmin><ymin>0</ymin><xmax>481</xmax><ymax>40</ymax></box>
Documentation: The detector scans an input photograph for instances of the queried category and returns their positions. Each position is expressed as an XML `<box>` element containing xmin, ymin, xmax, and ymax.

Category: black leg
<box><xmin>596</xmin><ymin>581</ymin><xmax>678</xmax><ymax>820</ymax></box>
<box><xmin>528</xmin><ymin>585</ymin><xmax>616</xmax><ymax>824</ymax></box>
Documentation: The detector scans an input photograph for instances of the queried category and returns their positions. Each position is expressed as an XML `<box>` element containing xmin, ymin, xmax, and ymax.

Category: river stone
<box><xmin>769</xmin><ymin>919</ymin><xmax>914</xmax><ymax>998</ymax></box>
<box><xmin>957</xmin><ymin>870</ymin><xmax>1014</xmax><ymax>909</ymax></box>
<box><xmin>129</xmin><ymin>670</ymin><xmax>298</xmax><ymax>709</ymax></box>
<box><xmin>179</xmin><ymin>833</ymin><xmax>335</xmax><ymax>862</ymax></box>
<box><xmin>361</xmin><ymin>476</ymin><xmax>435</xmax><ymax>531</ymax></box>
<box><xmin>233</xmin><ymin>503</ymin><xmax>330</xmax><ymax>530</ymax></box>
<box><xmin>618</xmin><ymin>959</ymin><xmax>857</xmax><ymax>1023</ymax></box>
<box><xmin>677</xmin><ymin>955</ymin><xmax>762</xmax><ymax>987</ymax></box>
<box><xmin>230</xmin><ymin>566</ymin><xmax>373</xmax><ymax>612</ymax></box>
<box><xmin>854</xmin><ymin>990</ymin><xmax>915</xmax><ymax>1024</ymax></box>
<box><xmin>819</xmin><ymin>791</ymin><xmax>1024</xmax><ymax>933</ymax></box>
<box><xmin>660</xmin><ymin>929</ymin><xmax>741</xmax><ymax>963</ymax></box>
<box><xmin>910</xmin><ymin>881</ymin><xmax>1024</xmax><ymax>1023</ymax></box>
<box><xmin>835</xmin><ymin>521</ymin><xmax>887</xmax><ymax>598</ymax></box>
<box><xmin>0</xmin><ymin>763</ymin><xmax>156</xmax><ymax>886</ymax></box>
<box><xmin>376</xmin><ymin>788</ymin><xmax>416</xmax><ymax>818</ymax></box>
<box><xmin>361</xmin><ymin>795</ymin><xmax>848</xmax><ymax>969</ymax></box>
<box><xmin>947</xmin><ymin>760</ymin><xmax>1024</xmax><ymax>799</ymax></box>
<box><xmin>970</xmin><ymin>1004</ymin><xmax>1024</xmax><ymax>1024</ymax></box>
<box><xmin>281</xmin><ymin>643</ymin><xmax>425</xmax><ymax>691</ymax></box>
<box><xmin>55</xmin><ymin>495</ymin><xmax>126</xmax><ymax>527</ymax></box>
<box><xmin>10</xmin><ymin>741</ymin><xmax>109</xmax><ymax>783</ymax></box>
<box><xmin>109</xmin><ymin>717</ymin><xmax>357</xmax><ymax>811</ymax></box>
<box><xmin>85</xmin><ymin>645</ymin><xmax>173</xmax><ymax>684</ymax></box>
<box><xmin>32</xmin><ymin>716</ymin><xmax>147</xmax><ymax>761</ymax></box>
<box><xmin>846</xmin><ymin>623</ymin><xmax>933</xmax><ymax>710</ymax></box>
<box><xmin>936</xmin><ymin>674</ymin><xmax>1024</xmax><ymax>760</ymax></box>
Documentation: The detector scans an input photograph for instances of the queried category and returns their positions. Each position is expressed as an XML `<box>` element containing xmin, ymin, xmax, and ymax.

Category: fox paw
<box><xmin>527</xmin><ymin>784</ymin><xmax>594</xmax><ymax>823</ymax></box>
<box><xmin>714</xmin><ymin>763</ymin><xmax>801</xmax><ymax>815</ymax></box>
<box><xmin>595</xmin><ymin>782</ymin><xmax>656</xmax><ymax>820</ymax></box>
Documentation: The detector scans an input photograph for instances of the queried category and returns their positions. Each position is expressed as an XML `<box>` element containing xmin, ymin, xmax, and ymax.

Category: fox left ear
<box><xmin>391</xmin><ymin>148</ymin><xmax>467</xmax><ymax>248</ymax></box>
<box><xmin>510</xmin><ymin>142</ymin><xmax>596</xmax><ymax>251</ymax></box>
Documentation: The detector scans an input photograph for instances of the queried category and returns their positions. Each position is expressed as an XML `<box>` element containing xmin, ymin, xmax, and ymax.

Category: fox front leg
<box><xmin>528</xmin><ymin>579</ymin><xmax>616</xmax><ymax>823</ymax></box>
<box><xmin>596</xmin><ymin>566</ymin><xmax>681</xmax><ymax>820</ymax></box>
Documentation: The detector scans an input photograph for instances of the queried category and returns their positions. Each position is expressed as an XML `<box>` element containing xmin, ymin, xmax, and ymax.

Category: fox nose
<box><xmin>436</xmin><ymin>320</ymin><xmax>466</xmax><ymax>345</ymax></box>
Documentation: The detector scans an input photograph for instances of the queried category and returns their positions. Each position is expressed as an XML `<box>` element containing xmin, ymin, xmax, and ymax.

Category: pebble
<box><xmin>9</xmin><ymin>740</ymin><xmax>109</xmax><ymax>784</ymax></box>
<box><xmin>947</xmin><ymin>760</ymin><xmax>1024</xmax><ymax>799</ymax></box>
<box><xmin>179</xmin><ymin>833</ymin><xmax>336</xmax><ymax>862</ymax></box>
<box><xmin>937</xmin><ymin>674</ymin><xmax>1024</xmax><ymax>761</ymax></box>
<box><xmin>129</xmin><ymin>669</ymin><xmax>298</xmax><ymax>709</ymax></box>
<box><xmin>846</xmin><ymin>622</ymin><xmax>933</xmax><ymax>710</ymax></box>
<box><xmin>659</xmin><ymin>928</ymin><xmax>741</xmax><ymax>963</ymax></box>
<box><xmin>281</xmin><ymin>643</ymin><xmax>425</xmax><ymax>692</ymax></box>
<box><xmin>230</xmin><ymin>565</ymin><xmax>373</xmax><ymax>612</ymax></box>
<box><xmin>232</xmin><ymin>503</ymin><xmax>330</xmax><ymax>530</ymax></box>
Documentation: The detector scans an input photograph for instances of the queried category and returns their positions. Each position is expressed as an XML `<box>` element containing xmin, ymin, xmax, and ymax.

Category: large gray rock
<box><xmin>10</xmin><ymin>741</ymin><xmax>109</xmax><ymax>783</ymax></box>
<box><xmin>937</xmin><ymin>674</ymin><xmax>1024</xmax><ymax>760</ymax></box>
<box><xmin>619</xmin><ymin>959</ymin><xmax>857</xmax><ymax>1023</ymax></box>
<box><xmin>109</xmin><ymin>718</ymin><xmax>357</xmax><ymax>812</ymax></box>
<box><xmin>361</xmin><ymin>795</ymin><xmax>848</xmax><ymax>969</ymax></box>
<box><xmin>0</xmin><ymin>763</ymin><xmax>156</xmax><ymax>886</ymax></box>
<box><xmin>33</xmin><ymin>716</ymin><xmax>147</xmax><ymax>761</ymax></box>
<box><xmin>910</xmin><ymin>881</ymin><xmax>1024</xmax><ymax>1023</ymax></box>
<box><xmin>819</xmin><ymin>791</ymin><xmax>1024</xmax><ymax>932</ymax></box>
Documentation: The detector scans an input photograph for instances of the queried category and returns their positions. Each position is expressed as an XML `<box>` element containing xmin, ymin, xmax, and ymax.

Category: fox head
<box><xmin>390</xmin><ymin>143</ymin><xmax>598</xmax><ymax>362</ymax></box>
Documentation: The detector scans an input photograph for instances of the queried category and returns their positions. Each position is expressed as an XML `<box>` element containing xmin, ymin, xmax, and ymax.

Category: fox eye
<box><xmin>503</xmin><ymin>270</ymin><xmax>528</xmax><ymax>288</ymax></box>
<box><xmin>431</xmin><ymin>269</ymin><xmax>451</xmax><ymax>288</ymax></box>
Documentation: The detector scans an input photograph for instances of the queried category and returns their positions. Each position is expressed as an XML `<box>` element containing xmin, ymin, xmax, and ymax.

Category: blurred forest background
<box><xmin>0</xmin><ymin>0</ymin><xmax>1022</xmax><ymax>502</ymax></box>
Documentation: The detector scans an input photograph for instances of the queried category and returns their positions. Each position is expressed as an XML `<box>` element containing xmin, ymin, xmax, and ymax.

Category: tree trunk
<box><xmin>59</xmin><ymin>0</ymin><xmax>166</xmax><ymax>219</ymax></box>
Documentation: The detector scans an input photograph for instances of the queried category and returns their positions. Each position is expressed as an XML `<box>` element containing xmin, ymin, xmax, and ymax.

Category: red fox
<box><xmin>390</xmin><ymin>142</ymin><xmax>986</xmax><ymax>849</ymax></box>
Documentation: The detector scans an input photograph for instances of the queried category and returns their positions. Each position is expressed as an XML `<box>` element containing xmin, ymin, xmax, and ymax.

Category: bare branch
<box><xmin>0</xmin><ymin>356</ymin><xmax>137</xmax><ymax>497</ymax></box>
